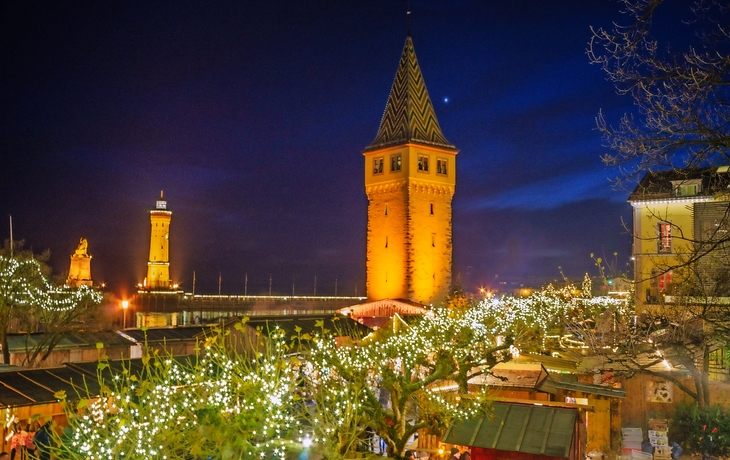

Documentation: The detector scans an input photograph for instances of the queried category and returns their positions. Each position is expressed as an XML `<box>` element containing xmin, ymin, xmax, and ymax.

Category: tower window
<box><xmin>430</xmin><ymin>203</ymin><xmax>434</xmax><ymax>215</ymax></box>
<box><xmin>385</xmin><ymin>237</ymin><xmax>388</xmax><ymax>248</ymax></box>
<box><xmin>658</xmin><ymin>222</ymin><xmax>672</xmax><ymax>253</ymax></box>
<box><xmin>418</xmin><ymin>155</ymin><xmax>429</xmax><ymax>172</ymax></box>
<box><xmin>437</xmin><ymin>158</ymin><xmax>448</xmax><ymax>175</ymax></box>
<box><xmin>385</xmin><ymin>204</ymin><xmax>389</xmax><ymax>215</ymax></box>
<box><xmin>432</xmin><ymin>234</ymin><xmax>435</xmax><ymax>247</ymax></box>
<box><xmin>373</xmin><ymin>157</ymin><xmax>384</xmax><ymax>175</ymax></box>
<box><xmin>390</xmin><ymin>154</ymin><xmax>402</xmax><ymax>172</ymax></box>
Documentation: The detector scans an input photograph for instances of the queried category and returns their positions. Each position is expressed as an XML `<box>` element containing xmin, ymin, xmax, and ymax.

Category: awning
<box><xmin>339</xmin><ymin>298</ymin><xmax>428</xmax><ymax>318</ymax></box>
<box><xmin>442</xmin><ymin>402</ymin><xmax>577</xmax><ymax>458</ymax></box>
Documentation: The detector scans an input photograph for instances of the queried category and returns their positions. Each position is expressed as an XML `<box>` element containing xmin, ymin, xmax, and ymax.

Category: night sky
<box><xmin>1</xmin><ymin>1</ymin><xmax>648</xmax><ymax>297</ymax></box>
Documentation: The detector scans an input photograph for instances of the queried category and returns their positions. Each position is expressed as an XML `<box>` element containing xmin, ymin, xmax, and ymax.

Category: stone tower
<box><xmin>146</xmin><ymin>191</ymin><xmax>172</xmax><ymax>289</ymax></box>
<box><xmin>363</xmin><ymin>35</ymin><xmax>458</xmax><ymax>306</ymax></box>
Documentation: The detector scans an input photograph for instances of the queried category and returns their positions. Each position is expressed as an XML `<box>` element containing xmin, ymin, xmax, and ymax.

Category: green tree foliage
<box><xmin>52</xmin><ymin>293</ymin><xmax>625</xmax><ymax>459</ymax></box>
<box><xmin>53</xmin><ymin>320</ymin><xmax>302</xmax><ymax>459</ymax></box>
<box><xmin>302</xmin><ymin>292</ymin><xmax>606</xmax><ymax>459</ymax></box>
<box><xmin>671</xmin><ymin>402</ymin><xmax>730</xmax><ymax>455</ymax></box>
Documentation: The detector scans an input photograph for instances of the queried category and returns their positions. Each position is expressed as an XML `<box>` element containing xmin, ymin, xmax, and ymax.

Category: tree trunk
<box><xmin>1</xmin><ymin>329</ymin><xmax>8</xmax><ymax>365</ymax></box>
<box><xmin>686</xmin><ymin>359</ymin><xmax>707</xmax><ymax>409</ymax></box>
<box><xmin>701</xmin><ymin>344</ymin><xmax>711</xmax><ymax>407</ymax></box>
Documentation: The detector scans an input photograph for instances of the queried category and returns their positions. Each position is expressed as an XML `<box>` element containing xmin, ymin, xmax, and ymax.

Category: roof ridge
<box><xmin>363</xmin><ymin>36</ymin><xmax>456</xmax><ymax>153</ymax></box>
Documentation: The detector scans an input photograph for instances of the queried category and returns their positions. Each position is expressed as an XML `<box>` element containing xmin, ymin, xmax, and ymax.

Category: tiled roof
<box><xmin>628</xmin><ymin>167</ymin><xmax>730</xmax><ymax>202</ymax></box>
<box><xmin>363</xmin><ymin>36</ymin><xmax>456</xmax><ymax>153</ymax></box>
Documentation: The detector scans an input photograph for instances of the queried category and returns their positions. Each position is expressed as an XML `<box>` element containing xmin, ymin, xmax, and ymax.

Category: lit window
<box><xmin>390</xmin><ymin>155</ymin><xmax>402</xmax><ymax>172</ymax></box>
<box><xmin>417</xmin><ymin>155</ymin><xmax>429</xmax><ymax>172</ymax></box>
<box><xmin>672</xmin><ymin>179</ymin><xmax>702</xmax><ymax>197</ymax></box>
<box><xmin>436</xmin><ymin>158</ymin><xmax>447</xmax><ymax>175</ymax></box>
<box><xmin>373</xmin><ymin>157</ymin><xmax>384</xmax><ymax>175</ymax></box>
<box><xmin>658</xmin><ymin>222</ymin><xmax>672</xmax><ymax>253</ymax></box>
<box><xmin>678</xmin><ymin>184</ymin><xmax>698</xmax><ymax>196</ymax></box>
<box><xmin>658</xmin><ymin>271</ymin><xmax>672</xmax><ymax>291</ymax></box>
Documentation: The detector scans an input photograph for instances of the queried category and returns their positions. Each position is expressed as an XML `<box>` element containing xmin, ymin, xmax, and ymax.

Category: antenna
<box><xmin>8</xmin><ymin>215</ymin><xmax>13</xmax><ymax>258</ymax></box>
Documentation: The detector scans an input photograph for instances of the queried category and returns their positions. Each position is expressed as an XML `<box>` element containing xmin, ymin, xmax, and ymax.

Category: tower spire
<box><xmin>363</xmin><ymin>36</ymin><xmax>455</xmax><ymax>153</ymax></box>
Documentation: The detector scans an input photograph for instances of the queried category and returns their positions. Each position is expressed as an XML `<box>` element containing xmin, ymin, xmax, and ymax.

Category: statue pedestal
<box><xmin>67</xmin><ymin>255</ymin><xmax>92</xmax><ymax>287</ymax></box>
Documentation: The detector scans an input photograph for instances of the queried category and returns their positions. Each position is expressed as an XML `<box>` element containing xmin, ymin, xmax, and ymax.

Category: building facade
<box><xmin>363</xmin><ymin>36</ymin><xmax>458</xmax><ymax>306</ymax></box>
<box><xmin>629</xmin><ymin>167</ymin><xmax>730</xmax><ymax>308</ymax></box>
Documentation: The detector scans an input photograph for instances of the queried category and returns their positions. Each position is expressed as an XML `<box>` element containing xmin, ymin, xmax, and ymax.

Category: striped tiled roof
<box><xmin>364</xmin><ymin>36</ymin><xmax>456</xmax><ymax>152</ymax></box>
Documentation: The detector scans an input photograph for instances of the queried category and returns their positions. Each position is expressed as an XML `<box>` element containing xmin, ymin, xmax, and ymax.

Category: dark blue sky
<box><xmin>1</xmin><ymin>0</ymin><xmax>646</xmax><ymax>296</ymax></box>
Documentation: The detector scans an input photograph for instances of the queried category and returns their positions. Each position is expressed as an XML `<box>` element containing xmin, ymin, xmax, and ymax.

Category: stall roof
<box><xmin>122</xmin><ymin>326</ymin><xmax>209</xmax><ymax>343</ymax></box>
<box><xmin>0</xmin><ymin>382</ymin><xmax>34</xmax><ymax>406</ymax></box>
<box><xmin>208</xmin><ymin>315</ymin><xmax>371</xmax><ymax>339</ymax></box>
<box><xmin>18</xmin><ymin>369</ymin><xmax>92</xmax><ymax>398</ymax></box>
<box><xmin>443</xmin><ymin>402</ymin><xmax>576</xmax><ymax>458</ymax></box>
<box><xmin>554</xmin><ymin>380</ymin><xmax>626</xmax><ymax>399</ymax></box>
<box><xmin>0</xmin><ymin>356</ymin><xmax>199</xmax><ymax>408</ymax></box>
<box><xmin>6</xmin><ymin>331</ymin><xmax>132</xmax><ymax>351</ymax></box>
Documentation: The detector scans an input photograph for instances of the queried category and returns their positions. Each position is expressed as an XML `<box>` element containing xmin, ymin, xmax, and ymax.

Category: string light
<box><xmin>57</xmin><ymin>285</ymin><xmax>623</xmax><ymax>459</ymax></box>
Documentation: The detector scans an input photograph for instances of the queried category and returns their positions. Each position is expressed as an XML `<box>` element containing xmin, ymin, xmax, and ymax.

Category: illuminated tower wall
<box><xmin>363</xmin><ymin>36</ymin><xmax>458</xmax><ymax>306</ymax></box>
<box><xmin>146</xmin><ymin>193</ymin><xmax>172</xmax><ymax>289</ymax></box>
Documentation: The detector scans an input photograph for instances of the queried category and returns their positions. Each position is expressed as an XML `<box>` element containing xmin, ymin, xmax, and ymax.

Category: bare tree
<box><xmin>589</xmin><ymin>0</ymin><xmax>730</xmax><ymax>185</ymax></box>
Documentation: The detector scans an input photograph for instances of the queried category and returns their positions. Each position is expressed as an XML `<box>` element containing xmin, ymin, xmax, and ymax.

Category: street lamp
<box><xmin>122</xmin><ymin>300</ymin><xmax>129</xmax><ymax>329</ymax></box>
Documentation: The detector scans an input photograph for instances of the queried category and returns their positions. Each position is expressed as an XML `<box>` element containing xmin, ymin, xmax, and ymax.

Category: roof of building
<box><xmin>121</xmin><ymin>326</ymin><xmax>211</xmax><ymax>343</ymax></box>
<box><xmin>628</xmin><ymin>167</ymin><xmax>730</xmax><ymax>203</ymax></box>
<box><xmin>0</xmin><ymin>366</ymin><xmax>102</xmax><ymax>406</ymax></box>
<box><xmin>340</xmin><ymin>298</ymin><xmax>429</xmax><ymax>318</ymax></box>
<box><xmin>363</xmin><ymin>36</ymin><xmax>456</xmax><ymax>153</ymax></box>
<box><xmin>552</xmin><ymin>380</ymin><xmax>626</xmax><ymax>399</ymax></box>
<box><xmin>209</xmin><ymin>314</ymin><xmax>371</xmax><ymax>339</ymax></box>
<box><xmin>6</xmin><ymin>331</ymin><xmax>133</xmax><ymax>352</ymax></box>
<box><xmin>515</xmin><ymin>353</ymin><xmax>578</xmax><ymax>375</ymax></box>
<box><xmin>0</xmin><ymin>355</ymin><xmax>206</xmax><ymax>407</ymax></box>
<box><xmin>482</xmin><ymin>362</ymin><xmax>552</xmax><ymax>391</ymax></box>
<box><xmin>244</xmin><ymin>314</ymin><xmax>370</xmax><ymax>337</ymax></box>
<box><xmin>442</xmin><ymin>401</ymin><xmax>577</xmax><ymax>458</ymax></box>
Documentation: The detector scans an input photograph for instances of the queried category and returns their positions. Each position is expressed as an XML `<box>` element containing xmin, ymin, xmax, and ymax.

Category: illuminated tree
<box><xmin>0</xmin><ymin>254</ymin><xmax>101</xmax><ymax>365</ymax></box>
<box><xmin>54</xmin><ymin>320</ymin><xmax>302</xmax><ymax>459</ymax></box>
<box><xmin>302</xmin><ymin>292</ymin><xmax>605</xmax><ymax>459</ymax></box>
